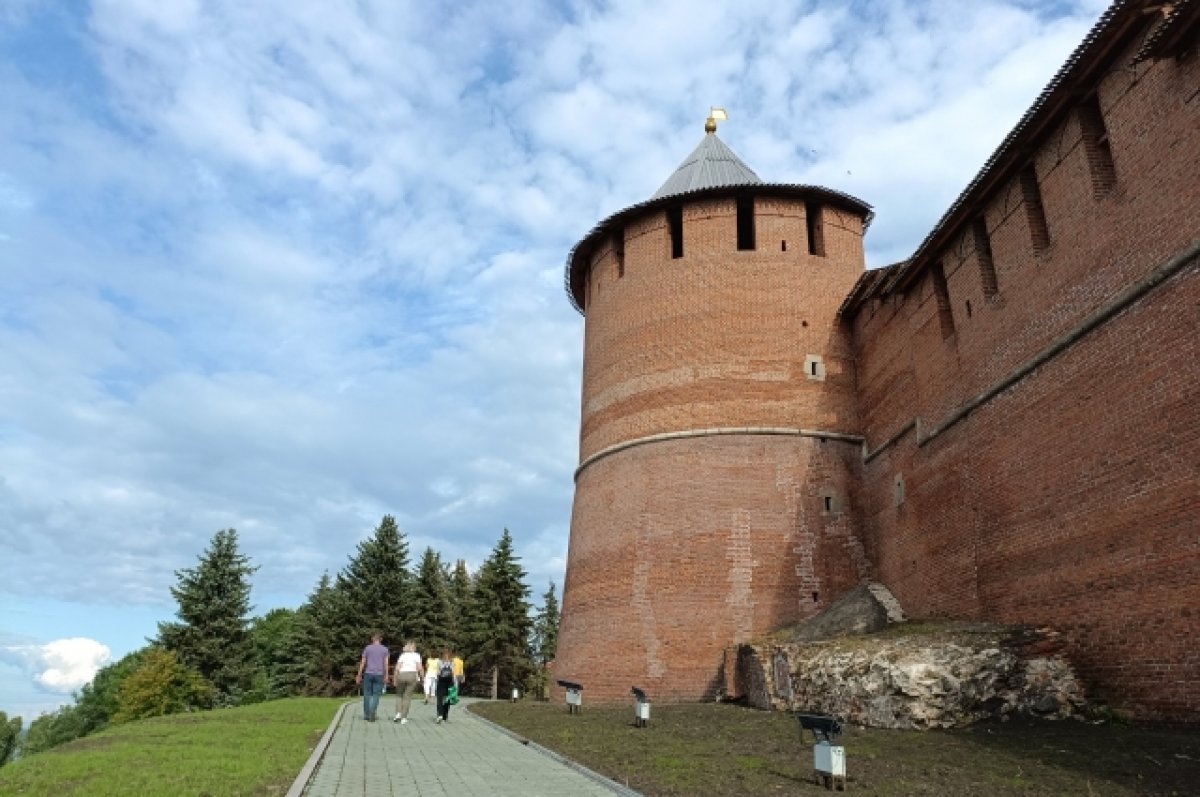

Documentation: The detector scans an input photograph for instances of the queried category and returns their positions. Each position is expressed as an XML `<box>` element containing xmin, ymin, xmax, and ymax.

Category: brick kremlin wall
<box><xmin>847</xmin><ymin>30</ymin><xmax>1199</xmax><ymax>720</ymax></box>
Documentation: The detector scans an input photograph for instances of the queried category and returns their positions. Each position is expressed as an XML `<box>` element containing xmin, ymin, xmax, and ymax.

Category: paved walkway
<box><xmin>292</xmin><ymin>698</ymin><xmax>640</xmax><ymax>797</ymax></box>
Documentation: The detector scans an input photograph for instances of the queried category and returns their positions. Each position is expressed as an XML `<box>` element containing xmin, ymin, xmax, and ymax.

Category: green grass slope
<box><xmin>0</xmin><ymin>698</ymin><xmax>342</xmax><ymax>797</ymax></box>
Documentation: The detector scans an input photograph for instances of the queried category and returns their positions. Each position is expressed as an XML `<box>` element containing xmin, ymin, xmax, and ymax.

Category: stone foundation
<box><xmin>724</xmin><ymin>623</ymin><xmax>1086</xmax><ymax>729</ymax></box>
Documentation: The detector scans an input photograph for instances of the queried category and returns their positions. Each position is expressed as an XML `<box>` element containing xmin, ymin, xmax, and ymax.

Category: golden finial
<box><xmin>705</xmin><ymin>107</ymin><xmax>728</xmax><ymax>134</ymax></box>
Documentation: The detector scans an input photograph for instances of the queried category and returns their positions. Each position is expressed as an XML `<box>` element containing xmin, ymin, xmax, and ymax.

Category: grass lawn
<box><xmin>471</xmin><ymin>701</ymin><xmax>1200</xmax><ymax>796</ymax></box>
<box><xmin>0</xmin><ymin>697</ymin><xmax>343</xmax><ymax>797</ymax></box>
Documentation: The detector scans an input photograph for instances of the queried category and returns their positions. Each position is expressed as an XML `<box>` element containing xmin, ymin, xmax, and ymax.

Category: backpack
<box><xmin>438</xmin><ymin>659</ymin><xmax>454</xmax><ymax>679</ymax></box>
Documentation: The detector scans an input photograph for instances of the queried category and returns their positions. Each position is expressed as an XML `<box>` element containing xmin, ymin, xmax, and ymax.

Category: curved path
<box><xmin>289</xmin><ymin>697</ymin><xmax>641</xmax><ymax>797</ymax></box>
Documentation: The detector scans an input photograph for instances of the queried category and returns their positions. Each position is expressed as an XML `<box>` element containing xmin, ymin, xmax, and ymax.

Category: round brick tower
<box><xmin>557</xmin><ymin>118</ymin><xmax>874</xmax><ymax>702</ymax></box>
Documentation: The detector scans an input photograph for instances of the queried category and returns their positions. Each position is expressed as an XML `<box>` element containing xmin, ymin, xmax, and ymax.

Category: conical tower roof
<box><xmin>651</xmin><ymin>132</ymin><xmax>762</xmax><ymax>200</ymax></box>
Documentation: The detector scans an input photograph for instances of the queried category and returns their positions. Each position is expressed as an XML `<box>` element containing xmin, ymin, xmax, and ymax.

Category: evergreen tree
<box><xmin>531</xmin><ymin>580</ymin><xmax>560</xmax><ymax>667</ymax></box>
<box><xmin>331</xmin><ymin>515</ymin><xmax>412</xmax><ymax>688</ymax></box>
<box><xmin>529</xmin><ymin>580</ymin><xmax>560</xmax><ymax>700</ymax></box>
<box><xmin>280</xmin><ymin>572</ymin><xmax>349</xmax><ymax>696</ymax></box>
<box><xmin>157</xmin><ymin>528</ymin><xmax>258</xmax><ymax>704</ymax></box>
<box><xmin>464</xmin><ymin>529</ymin><xmax>533</xmax><ymax>699</ymax></box>
<box><xmin>410</xmin><ymin>547</ymin><xmax>451</xmax><ymax>656</ymax></box>
<box><xmin>0</xmin><ymin>712</ymin><xmax>21</xmax><ymax>768</ymax></box>
<box><xmin>447</xmin><ymin>558</ymin><xmax>473</xmax><ymax>653</ymax></box>
<box><xmin>245</xmin><ymin>608</ymin><xmax>298</xmax><ymax>702</ymax></box>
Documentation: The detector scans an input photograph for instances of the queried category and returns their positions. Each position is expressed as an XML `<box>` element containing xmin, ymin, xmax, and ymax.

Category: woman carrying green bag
<box><xmin>434</xmin><ymin>647</ymin><xmax>464</xmax><ymax>723</ymax></box>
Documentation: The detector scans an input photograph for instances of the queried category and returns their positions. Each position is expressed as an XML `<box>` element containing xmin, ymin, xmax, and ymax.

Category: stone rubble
<box><xmin>729</xmin><ymin>625</ymin><xmax>1087</xmax><ymax>729</ymax></box>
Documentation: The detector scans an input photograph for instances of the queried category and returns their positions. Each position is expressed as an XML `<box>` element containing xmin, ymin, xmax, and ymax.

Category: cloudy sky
<box><xmin>0</xmin><ymin>0</ymin><xmax>1109</xmax><ymax>720</ymax></box>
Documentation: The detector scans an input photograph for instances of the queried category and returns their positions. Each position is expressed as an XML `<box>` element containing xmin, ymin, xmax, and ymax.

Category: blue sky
<box><xmin>0</xmin><ymin>0</ymin><xmax>1109</xmax><ymax>720</ymax></box>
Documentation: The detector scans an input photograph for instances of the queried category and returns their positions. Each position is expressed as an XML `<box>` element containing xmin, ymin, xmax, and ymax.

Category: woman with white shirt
<box><xmin>391</xmin><ymin>641</ymin><xmax>424</xmax><ymax>724</ymax></box>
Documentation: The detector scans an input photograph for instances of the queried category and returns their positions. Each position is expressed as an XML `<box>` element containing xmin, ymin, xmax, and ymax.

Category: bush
<box><xmin>114</xmin><ymin>648</ymin><xmax>215</xmax><ymax>723</ymax></box>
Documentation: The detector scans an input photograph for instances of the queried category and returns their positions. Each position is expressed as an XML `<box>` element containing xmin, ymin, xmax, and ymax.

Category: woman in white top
<box><xmin>392</xmin><ymin>641</ymin><xmax>424</xmax><ymax>724</ymax></box>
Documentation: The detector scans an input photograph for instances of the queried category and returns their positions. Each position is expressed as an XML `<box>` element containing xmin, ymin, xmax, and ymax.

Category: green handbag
<box><xmin>446</xmin><ymin>685</ymin><xmax>459</xmax><ymax>705</ymax></box>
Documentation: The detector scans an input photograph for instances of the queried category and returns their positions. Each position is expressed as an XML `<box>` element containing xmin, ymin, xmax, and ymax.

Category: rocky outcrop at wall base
<box><xmin>725</xmin><ymin>623</ymin><xmax>1086</xmax><ymax>729</ymax></box>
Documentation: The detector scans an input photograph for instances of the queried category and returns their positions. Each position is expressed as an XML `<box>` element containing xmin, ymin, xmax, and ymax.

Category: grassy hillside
<box><xmin>0</xmin><ymin>697</ymin><xmax>342</xmax><ymax>797</ymax></box>
<box><xmin>472</xmin><ymin>701</ymin><xmax>1200</xmax><ymax>796</ymax></box>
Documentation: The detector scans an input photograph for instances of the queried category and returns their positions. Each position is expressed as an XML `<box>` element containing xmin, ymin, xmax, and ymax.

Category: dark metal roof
<box><xmin>651</xmin><ymin>133</ymin><xmax>762</xmax><ymax>200</ymax></box>
<box><xmin>840</xmin><ymin>0</ymin><xmax>1172</xmax><ymax>316</ymax></box>
<box><xmin>564</xmin><ymin>182</ymin><xmax>873</xmax><ymax>314</ymax></box>
<box><xmin>1133</xmin><ymin>0</ymin><xmax>1198</xmax><ymax>63</ymax></box>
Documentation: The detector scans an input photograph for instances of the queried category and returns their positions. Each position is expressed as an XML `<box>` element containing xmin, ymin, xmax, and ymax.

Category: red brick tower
<box><xmin>557</xmin><ymin>115</ymin><xmax>875</xmax><ymax>702</ymax></box>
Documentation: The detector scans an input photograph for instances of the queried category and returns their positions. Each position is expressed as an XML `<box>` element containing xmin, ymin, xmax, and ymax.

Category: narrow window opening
<box><xmin>931</xmin><ymin>261</ymin><xmax>955</xmax><ymax>338</ymax></box>
<box><xmin>1020</xmin><ymin>166</ymin><xmax>1051</xmax><ymax>251</ymax></box>
<box><xmin>736</xmin><ymin>196</ymin><xmax>756</xmax><ymax>251</ymax></box>
<box><xmin>805</xmin><ymin>202</ymin><xmax>825</xmax><ymax>257</ymax></box>
<box><xmin>613</xmin><ymin>228</ymin><xmax>625</xmax><ymax>278</ymax></box>
<box><xmin>805</xmin><ymin>354</ymin><xmax>825</xmax><ymax>381</ymax></box>
<box><xmin>972</xmin><ymin>217</ymin><xmax>999</xmax><ymax>297</ymax></box>
<box><xmin>667</xmin><ymin>205</ymin><xmax>684</xmax><ymax>259</ymax></box>
<box><xmin>823</xmin><ymin>496</ymin><xmax>833</xmax><ymax>512</ymax></box>
<box><xmin>894</xmin><ymin>474</ymin><xmax>905</xmax><ymax>507</ymax></box>
<box><xmin>781</xmin><ymin>240</ymin><xmax>787</xmax><ymax>252</ymax></box>
<box><xmin>812</xmin><ymin>592</ymin><xmax>819</xmax><ymax>603</ymax></box>
<box><xmin>965</xmin><ymin>300</ymin><xmax>973</xmax><ymax>318</ymax></box>
<box><xmin>1078</xmin><ymin>94</ymin><xmax>1117</xmax><ymax>196</ymax></box>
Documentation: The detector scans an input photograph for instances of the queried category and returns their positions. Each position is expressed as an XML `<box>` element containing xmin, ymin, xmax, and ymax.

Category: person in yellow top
<box><xmin>423</xmin><ymin>653</ymin><xmax>439</xmax><ymax>704</ymax></box>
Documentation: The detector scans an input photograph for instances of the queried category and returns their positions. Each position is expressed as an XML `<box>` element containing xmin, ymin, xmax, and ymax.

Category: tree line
<box><xmin>0</xmin><ymin>518</ymin><xmax>559</xmax><ymax>764</ymax></box>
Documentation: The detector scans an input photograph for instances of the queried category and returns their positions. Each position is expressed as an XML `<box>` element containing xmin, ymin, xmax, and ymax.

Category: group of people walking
<box><xmin>355</xmin><ymin>633</ymin><xmax>465</xmax><ymax>725</ymax></box>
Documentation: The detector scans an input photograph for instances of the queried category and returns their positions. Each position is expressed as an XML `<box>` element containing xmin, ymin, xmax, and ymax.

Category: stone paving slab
<box><xmin>295</xmin><ymin>697</ymin><xmax>639</xmax><ymax>797</ymax></box>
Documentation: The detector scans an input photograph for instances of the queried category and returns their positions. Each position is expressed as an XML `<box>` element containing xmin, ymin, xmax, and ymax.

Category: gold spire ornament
<box><xmin>705</xmin><ymin>107</ymin><xmax>728</xmax><ymax>133</ymax></box>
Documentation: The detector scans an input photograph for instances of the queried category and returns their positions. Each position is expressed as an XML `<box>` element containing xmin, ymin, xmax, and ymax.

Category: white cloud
<box><xmin>0</xmin><ymin>637</ymin><xmax>111</xmax><ymax>695</ymax></box>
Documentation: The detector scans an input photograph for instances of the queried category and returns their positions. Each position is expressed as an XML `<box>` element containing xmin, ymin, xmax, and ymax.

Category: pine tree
<box><xmin>410</xmin><ymin>548</ymin><xmax>451</xmax><ymax>656</ymax></box>
<box><xmin>529</xmin><ymin>580</ymin><xmax>560</xmax><ymax>700</ymax></box>
<box><xmin>447</xmin><ymin>558</ymin><xmax>473</xmax><ymax>653</ymax></box>
<box><xmin>332</xmin><ymin>515</ymin><xmax>412</xmax><ymax>687</ymax></box>
<box><xmin>532</xmin><ymin>580</ymin><xmax>560</xmax><ymax>667</ymax></box>
<box><xmin>280</xmin><ymin>572</ymin><xmax>349</xmax><ymax>696</ymax></box>
<box><xmin>157</xmin><ymin>528</ymin><xmax>257</xmax><ymax>704</ymax></box>
<box><xmin>246</xmin><ymin>607</ymin><xmax>298</xmax><ymax>702</ymax></box>
<box><xmin>464</xmin><ymin>529</ymin><xmax>533</xmax><ymax>699</ymax></box>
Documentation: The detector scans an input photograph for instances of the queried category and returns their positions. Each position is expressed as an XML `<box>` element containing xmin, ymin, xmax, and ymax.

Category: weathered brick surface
<box><xmin>559</xmin><ymin>12</ymin><xmax>1199</xmax><ymax>719</ymax></box>
<box><xmin>852</xmin><ymin>35</ymin><xmax>1200</xmax><ymax>720</ymax></box>
<box><xmin>557</xmin><ymin>435</ymin><xmax>868</xmax><ymax>702</ymax></box>
<box><xmin>580</xmin><ymin>197</ymin><xmax>864</xmax><ymax>460</ymax></box>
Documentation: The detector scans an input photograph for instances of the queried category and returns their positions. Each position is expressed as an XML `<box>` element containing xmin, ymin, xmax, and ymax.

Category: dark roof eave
<box><xmin>565</xmin><ymin>183</ymin><xmax>873</xmax><ymax>314</ymax></box>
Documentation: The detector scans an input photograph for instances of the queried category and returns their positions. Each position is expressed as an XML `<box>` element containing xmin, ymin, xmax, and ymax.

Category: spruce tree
<box><xmin>332</xmin><ymin>515</ymin><xmax>412</xmax><ymax>685</ymax></box>
<box><xmin>410</xmin><ymin>547</ymin><xmax>451</xmax><ymax>656</ymax></box>
<box><xmin>246</xmin><ymin>607</ymin><xmax>298</xmax><ymax>701</ymax></box>
<box><xmin>281</xmin><ymin>572</ymin><xmax>349</xmax><ymax>696</ymax></box>
<box><xmin>532</xmin><ymin>580</ymin><xmax>560</xmax><ymax>667</ymax></box>
<box><xmin>529</xmin><ymin>580</ymin><xmax>560</xmax><ymax>700</ymax></box>
<box><xmin>157</xmin><ymin>528</ymin><xmax>257</xmax><ymax>704</ymax></box>
<box><xmin>464</xmin><ymin>529</ymin><xmax>533</xmax><ymax>699</ymax></box>
<box><xmin>447</xmin><ymin>558</ymin><xmax>474</xmax><ymax>653</ymax></box>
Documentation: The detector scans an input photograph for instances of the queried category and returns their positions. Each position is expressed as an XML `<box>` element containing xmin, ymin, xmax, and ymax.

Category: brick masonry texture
<box><xmin>558</xmin><ymin>5</ymin><xmax>1199</xmax><ymax>719</ymax></box>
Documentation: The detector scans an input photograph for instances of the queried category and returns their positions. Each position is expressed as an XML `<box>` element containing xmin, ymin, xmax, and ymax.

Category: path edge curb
<box><xmin>285</xmin><ymin>700</ymin><xmax>352</xmax><ymax>797</ymax></box>
<box><xmin>466</xmin><ymin>703</ymin><xmax>645</xmax><ymax>797</ymax></box>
